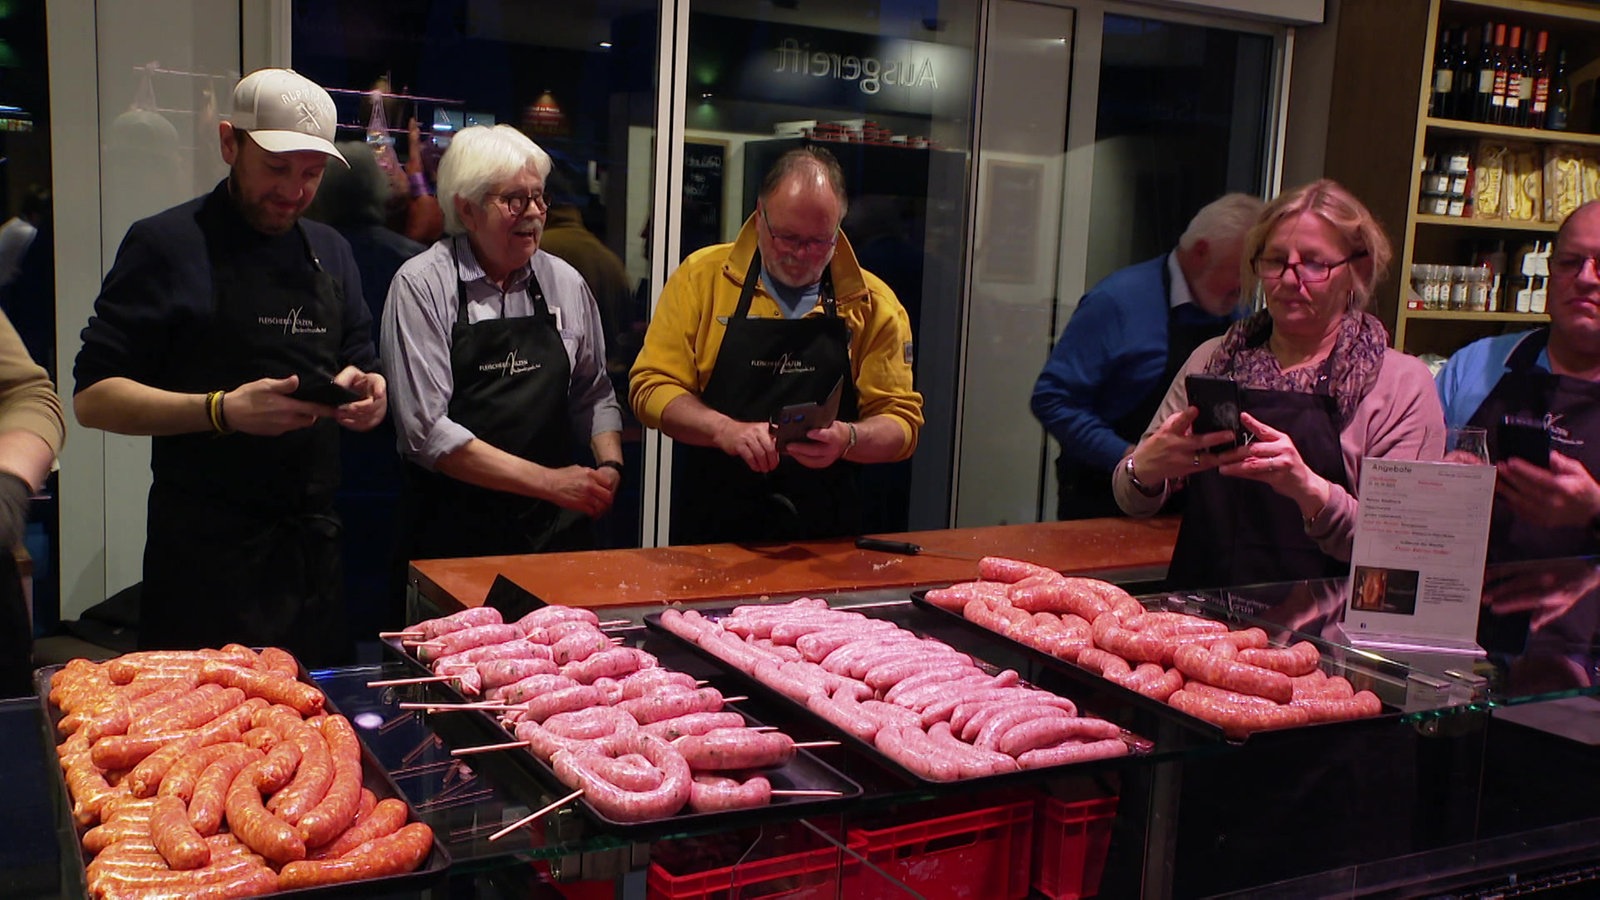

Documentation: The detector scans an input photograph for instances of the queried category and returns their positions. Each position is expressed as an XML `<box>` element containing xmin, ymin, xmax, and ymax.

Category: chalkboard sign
<box><xmin>682</xmin><ymin>140</ymin><xmax>726</xmax><ymax>260</ymax></box>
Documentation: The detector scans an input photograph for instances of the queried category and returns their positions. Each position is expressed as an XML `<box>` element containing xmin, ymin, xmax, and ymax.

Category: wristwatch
<box><xmin>1125</xmin><ymin>456</ymin><xmax>1165</xmax><ymax>498</ymax></box>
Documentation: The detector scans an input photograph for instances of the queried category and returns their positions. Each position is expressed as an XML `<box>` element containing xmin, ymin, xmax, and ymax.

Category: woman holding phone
<box><xmin>1112</xmin><ymin>180</ymin><xmax>1445</xmax><ymax>590</ymax></box>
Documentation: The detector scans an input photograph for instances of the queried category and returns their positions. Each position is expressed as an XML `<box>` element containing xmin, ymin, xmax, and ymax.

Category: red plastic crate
<box><xmin>1033</xmin><ymin>795</ymin><xmax>1119</xmax><ymax>899</ymax></box>
<box><xmin>646</xmin><ymin>837</ymin><xmax>854</xmax><ymax>900</ymax></box>
<box><xmin>843</xmin><ymin>800</ymin><xmax>1034</xmax><ymax>900</ymax></box>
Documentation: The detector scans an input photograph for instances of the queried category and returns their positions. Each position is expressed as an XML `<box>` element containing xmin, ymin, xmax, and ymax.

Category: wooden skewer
<box><xmin>403</xmin><ymin>640</ymin><xmax>446</xmax><ymax>649</ymax></box>
<box><xmin>771</xmin><ymin>789</ymin><xmax>844</xmax><ymax>797</ymax></box>
<box><xmin>367</xmin><ymin>674</ymin><xmax>456</xmax><ymax>688</ymax></box>
<box><xmin>378</xmin><ymin>630</ymin><xmax>425</xmax><ymax>638</ymax></box>
<box><xmin>747</xmin><ymin>725</ymin><xmax>779</xmax><ymax>732</ymax></box>
<box><xmin>397</xmin><ymin>701</ymin><xmax>508</xmax><ymax>711</ymax></box>
<box><xmin>793</xmin><ymin>741</ymin><xmax>841</xmax><ymax>749</ymax></box>
<box><xmin>598</xmin><ymin>618</ymin><xmax>630</xmax><ymax>628</ymax></box>
<box><xmin>450</xmin><ymin>740</ymin><xmax>531</xmax><ymax>757</ymax></box>
<box><xmin>489</xmin><ymin>789</ymin><xmax>585</xmax><ymax>842</ymax></box>
<box><xmin>721</xmin><ymin>696</ymin><xmax>749</xmax><ymax>703</ymax></box>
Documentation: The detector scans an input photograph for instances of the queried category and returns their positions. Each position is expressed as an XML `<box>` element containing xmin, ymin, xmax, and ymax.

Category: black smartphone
<box><xmin>1185</xmin><ymin>374</ymin><xmax>1246</xmax><ymax>452</ymax></box>
<box><xmin>770</xmin><ymin>378</ymin><xmax>844</xmax><ymax>448</ymax></box>
<box><xmin>1497</xmin><ymin>420</ymin><xmax>1551</xmax><ymax>467</ymax></box>
<box><xmin>290</xmin><ymin>378</ymin><xmax>363</xmax><ymax>406</ymax></box>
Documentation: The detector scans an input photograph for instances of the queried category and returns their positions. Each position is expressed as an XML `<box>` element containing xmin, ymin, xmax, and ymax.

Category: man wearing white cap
<box><xmin>73</xmin><ymin>68</ymin><xmax>387</xmax><ymax>665</ymax></box>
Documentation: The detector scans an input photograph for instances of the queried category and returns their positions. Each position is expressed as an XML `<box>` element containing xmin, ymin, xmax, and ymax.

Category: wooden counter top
<box><xmin>409</xmin><ymin>517</ymin><xmax>1179</xmax><ymax>612</ymax></box>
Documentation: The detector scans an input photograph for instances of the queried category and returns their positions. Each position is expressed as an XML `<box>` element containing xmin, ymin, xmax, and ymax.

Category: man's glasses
<box><xmin>487</xmin><ymin>192</ymin><xmax>549</xmax><ymax>216</ymax></box>
<box><xmin>1251</xmin><ymin>251</ymin><xmax>1368</xmax><ymax>284</ymax></box>
<box><xmin>1550</xmin><ymin>253</ymin><xmax>1600</xmax><ymax>278</ymax></box>
<box><xmin>760</xmin><ymin>205</ymin><xmax>838</xmax><ymax>256</ymax></box>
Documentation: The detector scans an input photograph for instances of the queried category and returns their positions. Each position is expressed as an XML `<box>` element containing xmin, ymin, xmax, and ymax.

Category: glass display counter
<box><xmin>14</xmin><ymin>557</ymin><xmax>1600</xmax><ymax>899</ymax></box>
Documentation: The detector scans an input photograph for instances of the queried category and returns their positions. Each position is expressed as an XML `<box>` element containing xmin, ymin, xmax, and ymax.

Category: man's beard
<box><xmin>228</xmin><ymin>170</ymin><xmax>298</xmax><ymax>236</ymax></box>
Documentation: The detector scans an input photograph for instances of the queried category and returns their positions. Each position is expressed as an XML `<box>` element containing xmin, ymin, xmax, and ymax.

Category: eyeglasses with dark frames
<box><xmin>1251</xmin><ymin>251</ymin><xmax>1369</xmax><ymax>284</ymax></box>
<box><xmin>486</xmin><ymin>192</ymin><xmax>549</xmax><ymax>216</ymax></box>
<box><xmin>760</xmin><ymin>205</ymin><xmax>839</xmax><ymax>256</ymax></box>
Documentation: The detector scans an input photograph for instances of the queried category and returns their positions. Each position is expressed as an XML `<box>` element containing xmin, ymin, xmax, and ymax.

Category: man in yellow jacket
<box><xmin>630</xmin><ymin>146</ymin><xmax>923</xmax><ymax>545</ymax></box>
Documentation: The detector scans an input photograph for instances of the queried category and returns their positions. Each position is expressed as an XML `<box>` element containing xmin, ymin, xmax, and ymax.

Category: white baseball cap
<box><xmin>229</xmin><ymin>68</ymin><xmax>347</xmax><ymax>165</ymax></box>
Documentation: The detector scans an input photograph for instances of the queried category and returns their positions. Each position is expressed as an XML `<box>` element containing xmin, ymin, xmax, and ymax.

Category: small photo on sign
<box><xmin>1352</xmin><ymin>565</ymin><xmax>1420</xmax><ymax>616</ymax></box>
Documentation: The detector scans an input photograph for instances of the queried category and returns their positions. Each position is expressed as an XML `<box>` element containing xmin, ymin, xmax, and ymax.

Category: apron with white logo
<box><xmin>671</xmin><ymin>252</ymin><xmax>859</xmax><ymax>545</ymax></box>
<box><xmin>141</xmin><ymin>201</ymin><xmax>348</xmax><ymax>666</ymax></box>
<box><xmin>402</xmin><ymin>243</ymin><xmax>585</xmax><ymax>559</ymax></box>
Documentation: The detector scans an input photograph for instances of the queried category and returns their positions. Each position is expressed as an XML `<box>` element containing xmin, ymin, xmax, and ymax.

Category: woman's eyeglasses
<box><xmin>1251</xmin><ymin>251</ymin><xmax>1368</xmax><ymax>283</ymax></box>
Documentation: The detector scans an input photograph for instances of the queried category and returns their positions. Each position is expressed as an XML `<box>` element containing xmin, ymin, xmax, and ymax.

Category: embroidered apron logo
<box><xmin>750</xmin><ymin>353</ymin><xmax>815</xmax><ymax>375</ymax></box>
<box><xmin>257</xmin><ymin>306</ymin><xmax>328</xmax><ymax>335</ymax></box>
<box><xmin>479</xmin><ymin>350</ymin><xmax>540</xmax><ymax>376</ymax></box>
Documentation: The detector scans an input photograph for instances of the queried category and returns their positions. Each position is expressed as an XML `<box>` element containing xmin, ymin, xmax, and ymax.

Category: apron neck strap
<box><xmin>453</xmin><ymin>237</ymin><xmax>552</xmax><ymax>321</ymax></box>
<box><xmin>1506</xmin><ymin>327</ymin><xmax>1551</xmax><ymax>371</ymax></box>
<box><xmin>737</xmin><ymin>251</ymin><xmax>835</xmax><ymax>322</ymax></box>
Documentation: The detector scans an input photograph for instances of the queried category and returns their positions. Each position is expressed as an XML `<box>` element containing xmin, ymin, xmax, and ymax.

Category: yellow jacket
<box><xmin>629</xmin><ymin>215</ymin><xmax>922</xmax><ymax>458</ymax></box>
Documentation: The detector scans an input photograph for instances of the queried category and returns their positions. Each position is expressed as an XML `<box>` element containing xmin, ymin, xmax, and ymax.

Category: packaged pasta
<box><xmin>1583</xmin><ymin>150</ymin><xmax>1600</xmax><ymax>208</ymax></box>
<box><xmin>1505</xmin><ymin>143</ymin><xmax>1541</xmax><ymax>222</ymax></box>
<box><xmin>1543</xmin><ymin>144</ymin><xmax>1584</xmax><ymax>222</ymax></box>
<box><xmin>1474</xmin><ymin>140</ymin><xmax>1508</xmax><ymax>220</ymax></box>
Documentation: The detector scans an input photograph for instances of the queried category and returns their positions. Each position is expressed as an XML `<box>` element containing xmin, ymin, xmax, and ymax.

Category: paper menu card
<box><xmin>1342</xmin><ymin>458</ymin><xmax>1496</xmax><ymax>654</ymax></box>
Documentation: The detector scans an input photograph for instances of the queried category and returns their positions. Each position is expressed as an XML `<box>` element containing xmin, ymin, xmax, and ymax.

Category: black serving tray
<box><xmin>379</xmin><ymin>631</ymin><xmax>864</xmax><ymax>837</ymax></box>
<box><xmin>35</xmin><ymin>657</ymin><xmax>451</xmax><ymax>900</ymax></box>
<box><xmin>641</xmin><ymin>605</ymin><xmax>1154</xmax><ymax>787</ymax></box>
<box><xmin>908</xmin><ymin>588</ymin><xmax>1407</xmax><ymax>745</ymax></box>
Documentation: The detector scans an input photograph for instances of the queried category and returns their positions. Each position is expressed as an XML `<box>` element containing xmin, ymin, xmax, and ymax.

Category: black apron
<box><xmin>1166</xmin><ymin>355</ymin><xmax>1352</xmax><ymax>591</ymax></box>
<box><xmin>1056</xmin><ymin>288</ymin><xmax>1230</xmax><ymax>520</ymax></box>
<box><xmin>141</xmin><ymin>213</ymin><xmax>349</xmax><ymax>667</ymax></box>
<box><xmin>1467</xmin><ymin>328</ymin><xmax>1600</xmax><ymax>562</ymax></box>
<box><xmin>402</xmin><ymin>241</ymin><xmax>590</xmax><ymax>560</ymax></box>
<box><xmin>671</xmin><ymin>252</ymin><xmax>859</xmax><ymax>546</ymax></box>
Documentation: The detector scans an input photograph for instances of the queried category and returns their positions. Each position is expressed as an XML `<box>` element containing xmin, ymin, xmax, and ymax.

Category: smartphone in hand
<box><xmin>289</xmin><ymin>378</ymin><xmax>363</xmax><ymax>406</ymax></box>
<box><xmin>1185</xmin><ymin>374</ymin><xmax>1247</xmax><ymax>452</ymax></box>
<box><xmin>1497</xmin><ymin>419</ymin><xmax>1551</xmax><ymax>467</ymax></box>
<box><xmin>770</xmin><ymin>378</ymin><xmax>844</xmax><ymax>448</ymax></box>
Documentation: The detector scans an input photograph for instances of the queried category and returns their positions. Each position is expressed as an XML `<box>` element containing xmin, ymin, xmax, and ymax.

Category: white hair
<box><xmin>436</xmin><ymin>124</ymin><xmax>552</xmax><ymax>235</ymax></box>
<box><xmin>1178</xmin><ymin>192</ymin><xmax>1265</xmax><ymax>251</ymax></box>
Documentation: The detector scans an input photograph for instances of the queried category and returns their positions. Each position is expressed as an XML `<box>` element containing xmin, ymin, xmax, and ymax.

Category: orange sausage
<box><xmin>278</xmin><ymin>821</ymin><xmax>433</xmax><ymax>888</ymax></box>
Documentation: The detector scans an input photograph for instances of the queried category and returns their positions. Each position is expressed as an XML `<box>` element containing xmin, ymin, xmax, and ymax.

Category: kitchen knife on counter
<box><xmin>854</xmin><ymin>536</ymin><xmax>988</xmax><ymax>562</ymax></box>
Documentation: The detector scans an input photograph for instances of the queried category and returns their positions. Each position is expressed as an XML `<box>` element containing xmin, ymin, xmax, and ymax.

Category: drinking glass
<box><xmin>1445</xmin><ymin>425</ymin><xmax>1490</xmax><ymax>464</ymax></box>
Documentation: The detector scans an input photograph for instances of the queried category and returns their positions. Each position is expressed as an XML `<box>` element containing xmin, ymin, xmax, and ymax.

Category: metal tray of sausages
<box><xmin>34</xmin><ymin>657</ymin><xmax>451</xmax><ymax>900</ymax></box>
<box><xmin>641</xmin><ymin>606</ymin><xmax>1154</xmax><ymax>787</ymax></box>
<box><xmin>378</xmin><ymin>634</ymin><xmax>864</xmax><ymax>837</ymax></box>
<box><xmin>908</xmin><ymin>588</ymin><xmax>1407</xmax><ymax>744</ymax></box>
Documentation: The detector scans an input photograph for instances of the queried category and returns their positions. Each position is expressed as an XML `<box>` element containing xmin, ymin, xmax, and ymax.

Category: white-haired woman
<box><xmin>382</xmin><ymin>125</ymin><xmax>623</xmax><ymax>559</ymax></box>
<box><xmin>1113</xmin><ymin>179</ymin><xmax>1446</xmax><ymax>590</ymax></box>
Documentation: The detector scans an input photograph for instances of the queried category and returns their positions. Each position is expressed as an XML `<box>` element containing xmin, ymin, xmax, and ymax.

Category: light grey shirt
<box><xmin>381</xmin><ymin>234</ymin><xmax>623</xmax><ymax>469</ymax></box>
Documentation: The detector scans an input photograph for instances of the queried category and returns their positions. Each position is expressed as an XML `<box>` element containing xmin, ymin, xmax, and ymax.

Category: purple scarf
<box><xmin>1202</xmin><ymin>309</ymin><xmax>1389</xmax><ymax>426</ymax></box>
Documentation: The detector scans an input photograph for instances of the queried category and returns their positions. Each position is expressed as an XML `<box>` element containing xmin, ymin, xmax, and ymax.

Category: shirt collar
<box><xmin>1166</xmin><ymin>250</ymin><xmax>1197</xmax><ymax>312</ymax></box>
<box><xmin>452</xmin><ymin>233</ymin><xmax>533</xmax><ymax>291</ymax></box>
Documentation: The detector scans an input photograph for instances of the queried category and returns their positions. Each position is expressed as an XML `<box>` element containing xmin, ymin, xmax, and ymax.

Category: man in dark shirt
<box><xmin>72</xmin><ymin>68</ymin><xmax>388</xmax><ymax>665</ymax></box>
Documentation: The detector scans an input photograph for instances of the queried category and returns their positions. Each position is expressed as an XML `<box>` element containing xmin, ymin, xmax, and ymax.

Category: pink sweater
<box><xmin>1112</xmin><ymin>337</ymin><xmax>1446</xmax><ymax>563</ymax></box>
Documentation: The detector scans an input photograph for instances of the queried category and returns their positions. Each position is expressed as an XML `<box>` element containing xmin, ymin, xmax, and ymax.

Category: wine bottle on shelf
<box><xmin>1431</xmin><ymin>27</ymin><xmax>1455</xmax><ymax>119</ymax></box>
<box><xmin>1452</xmin><ymin>27</ymin><xmax>1476</xmax><ymax>121</ymax></box>
<box><xmin>1548</xmin><ymin>49</ymin><xmax>1571</xmax><ymax>131</ymax></box>
<box><xmin>1515</xmin><ymin>27</ymin><xmax>1536</xmax><ymax>128</ymax></box>
<box><xmin>1501</xmin><ymin>24</ymin><xmax>1523</xmax><ymax>126</ymax></box>
<box><xmin>1475</xmin><ymin>22</ymin><xmax>1499</xmax><ymax>123</ymax></box>
<box><xmin>1530</xmin><ymin>30</ymin><xmax>1551</xmax><ymax>130</ymax></box>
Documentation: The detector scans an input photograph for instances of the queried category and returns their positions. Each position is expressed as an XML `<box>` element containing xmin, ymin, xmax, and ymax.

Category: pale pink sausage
<box><xmin>1016</xmin><ymin>738</ymin><xmax>1130</xmax><ymax>769</ymax></box>
<box><xmin>1173</xmin><ymin>644</ymin><xmax>1293</xmax><ymax>704</ymax></box>
<box><xmin>1237</xmin><ymin>641</ymin><xmax>1321</xmax><ymax>677</ymax></box>
<box><xmin>676</xmin><ymin>729</ymin><xmax>796</xmax><ymax>770</ymax></box>
<box><xmin>641</xmin><ymin>712</ymin><xmax>747</xmax><ymax>741</ymax></box>
<box><xmin>418</xmin><ymin>623</ymin><xmax>525</xmax><ymax>663</ymax></box>
<box><xmin>417</xmin><ymin>606</ymin><xmax>503</xmax><ymax>640</ymax></box>
<box><xmin>550</xmin><ymin>732</ymin><xmax>691</xmax><ymax>822</ymax></box>
<box><xmin>688</xmin><ymin>775</ymin><xmax>772</xmax><ymax>813</ymax></box>
<box><xmin>995</xmin><ymin>715</ymin><xmax>1123</xmax><ymax>757</ymax></box>
<box><xmin>542</xmin><ymin>707</ymin><xmax>640</xmax><ymax>740</ymax></box>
